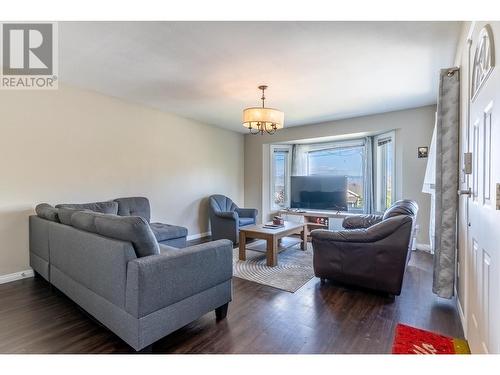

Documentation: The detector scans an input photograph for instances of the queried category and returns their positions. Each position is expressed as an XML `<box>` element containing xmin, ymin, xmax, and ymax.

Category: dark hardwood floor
<box><xmin>0</xmin><ymin>245</ymin><xmax>463</xmax><ymax>354</ymax></box>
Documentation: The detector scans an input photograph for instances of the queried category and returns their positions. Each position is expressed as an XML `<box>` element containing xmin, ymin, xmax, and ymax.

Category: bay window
<box><xmin>269</xmin><ymin>131</ymin><xmax>395</xmax><ymax>214</ymax></box>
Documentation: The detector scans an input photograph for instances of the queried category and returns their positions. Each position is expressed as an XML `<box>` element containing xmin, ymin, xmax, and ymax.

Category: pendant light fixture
<box><xmin>242</xmin><ymin>85</ymin><xmax>284</xmax><ymax>135</ymax></box>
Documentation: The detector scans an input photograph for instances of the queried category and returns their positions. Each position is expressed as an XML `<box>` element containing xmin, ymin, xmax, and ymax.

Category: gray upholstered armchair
<box><xmin>208</xmin><ymin>195</ymin><xmax>258</xmax><ymax>244</ymax></box>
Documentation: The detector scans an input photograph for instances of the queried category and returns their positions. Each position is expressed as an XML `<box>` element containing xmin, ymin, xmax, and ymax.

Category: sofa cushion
<box><xmin>55</xmin><ymin>200</ymin><xmax>118</xmax><ymax>215</ymax></box>
<box><xmin>238</xmin><ymin>217</ymin><xmax>255</xmax><ymax>227</ymax></box>
<box><xmin>70</xmin><ymin>211</ymin><xmax>112</xmax><ymax>233</ymax></box>
<box><xmin>159</xmin><ymin>237</ymin><xmax>187</xmax><ymax>249</ymax></box>
<box><xmin>342</xmin><ymin>214</ymin><xmax>383</xmax><ymax>229</ymax></box>
<box><xmin>58</xmin><ymin>207</ymin><xmax>90</xmax><ymax>225</ymax></box>
<box><xmin>35</xmin><ymin>203</ymin><xmax>59</xmax><ymax>222</ymax></box>
<box><xmin>114</xmin><ymin>197</ymin><xmax>151</xmax><ymax>222</ymax></box>
<box><xmin>149</xmin><ymin>222</ymin><xmax>188</xmax><ymax>242</ymax></box>
<box><xmin>93</xmin><ymin>214</ymin><xmax>159</xmax><ymax>258</ymax></box>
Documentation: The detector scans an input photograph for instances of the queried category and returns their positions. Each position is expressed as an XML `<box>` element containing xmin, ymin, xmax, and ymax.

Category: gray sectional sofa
<box><xmin>29</xmin><ymin>197</ymin><xmax>233</xmax><ymax>352</ymax></box>
<box><xmin>56</xmin><ymin>196</ymin><xmax>188</xmax><ymax>248</ymax></box>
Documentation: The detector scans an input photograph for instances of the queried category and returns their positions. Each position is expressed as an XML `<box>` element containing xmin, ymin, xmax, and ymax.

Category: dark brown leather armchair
<box><xmin>311</xmin><ymin>200</ymin><xmax>418</xmax><ymax>295</ymax></box>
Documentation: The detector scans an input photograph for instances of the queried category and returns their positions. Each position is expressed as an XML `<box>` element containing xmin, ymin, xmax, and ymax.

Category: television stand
<box><xmin>278</xmin><ymin>209</ymin><xmax>358</xmax><ymax>234</ymax></box>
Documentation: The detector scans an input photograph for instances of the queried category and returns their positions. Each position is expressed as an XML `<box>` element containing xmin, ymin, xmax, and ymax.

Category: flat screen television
<box><xmin>290</xmin><ymin>175</ymin><xmax>348</xmax><ymax>211</ymax></box>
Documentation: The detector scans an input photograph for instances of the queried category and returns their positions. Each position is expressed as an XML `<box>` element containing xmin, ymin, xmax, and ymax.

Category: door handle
<box><xmin>458</xmin><ymin>188</ymin><xmax>472</xmax><ymax>197</ymax></box>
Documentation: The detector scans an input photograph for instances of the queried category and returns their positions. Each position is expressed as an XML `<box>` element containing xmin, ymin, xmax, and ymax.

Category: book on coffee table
<box><xmin>263</xmin><ymin>224</ymin><xmax>285</xmax><ymax>229</ymax></box>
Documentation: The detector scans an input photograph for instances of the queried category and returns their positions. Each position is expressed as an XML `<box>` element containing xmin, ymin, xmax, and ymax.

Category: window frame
<box><xmin>373</xmin><ymin>131</ymin><xmax>396</xmax><ymax>214</ymax></box>
<box><xmin>270</xmin><ymin>144</ymin><xmax>292</xmax><ymax>211</ymax></box>
<box><xmin>305</xmin><ymin>140</ymin><xmax>367</xmax><ymax>213</ymax></box>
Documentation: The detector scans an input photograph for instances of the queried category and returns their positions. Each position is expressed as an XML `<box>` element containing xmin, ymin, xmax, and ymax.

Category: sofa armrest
<box><xmin>215</xmin><ymin>211</ymin><xmax>238</xmax><ymax>221</ymax></box>
<box><xmin>342</xmin><ymin>214</ymin><xmax>383</xmax><ymax>229</ymax></box>
<box><xmin>236</xmin><ymin>207</ymin><xmax>258</xmax><ymax>219</ymax></box>
<box><xmin>125</xmin><ymin>239</ymin><xmax>233</xmax><ymax>318</ymax></box>
<box><xmin>312</xmin><ymin>215</ymin><xmax>412</xmax><ymax>243</ymax></box>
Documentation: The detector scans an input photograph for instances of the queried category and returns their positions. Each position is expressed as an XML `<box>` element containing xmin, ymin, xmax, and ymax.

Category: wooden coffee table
<box><xmin>238</xmin><ymin>221</ymin><xmax>307</xmax><ymax>267</ymax></box>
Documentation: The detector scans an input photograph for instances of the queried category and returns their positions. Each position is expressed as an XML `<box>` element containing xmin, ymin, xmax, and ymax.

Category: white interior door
<box><xmin>462</xmin><ymin>22</ymin><xmax>500</xmax><ymax>354</ymax></box>
<box><xmin>456</xmin><ymin>33</ymin><xmax>470</xmax><ymax>338</ymax></box>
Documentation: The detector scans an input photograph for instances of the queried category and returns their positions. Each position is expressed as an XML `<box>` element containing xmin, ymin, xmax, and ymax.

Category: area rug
<box><xmin>232</xmin><ymin>240</ymin><xmax>314</xmax><ymax>293</ymax></box>
<box><xmin>392</xmin><ymin>323</ymin><xmax>470</xmax><ymax>354</ymax></box>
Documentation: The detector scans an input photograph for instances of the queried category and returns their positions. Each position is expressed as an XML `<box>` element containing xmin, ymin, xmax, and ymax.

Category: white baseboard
<box><xmin>187</xmin><ymin>231</ymin><xmax>211</xmax><ymax>241</ymax></box>
<box><xmin>0</xmin><ymin>269</ymin><xmax>34</xmax><ymax>285</ymax></box>
<box><xmin>416</xmin><ymin>243</ymin><xmax>432</xmax><ymax>252</ymax></box>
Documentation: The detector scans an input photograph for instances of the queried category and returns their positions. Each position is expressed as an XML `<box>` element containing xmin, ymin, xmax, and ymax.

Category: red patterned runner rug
<box><xmin>392</xmin><ymin>323</ymin><xmax>470</xmax><ymax>354</ymax></box>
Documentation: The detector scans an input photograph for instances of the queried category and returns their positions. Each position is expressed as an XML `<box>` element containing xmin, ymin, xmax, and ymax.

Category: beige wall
<box><xmin>0</xmin><ymin>86</ymin><xmax>435</xmax><ymax>277</ymax></box>
<box><xmin>244</xmin><ymin>105</ymin><xmax>436</xmax><ymax>245</ymax></box>
<box><xmin>0</xmin><ymin>85</ymin><xmax>244</xmax><ymax>276</ymax></box>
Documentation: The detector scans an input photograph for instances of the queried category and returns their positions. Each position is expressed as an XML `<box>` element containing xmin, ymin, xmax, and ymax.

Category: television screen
<box><xmin>290</xmin><ymin>175</ymin><xmax>348</xmax><ymax>211</ymax></box>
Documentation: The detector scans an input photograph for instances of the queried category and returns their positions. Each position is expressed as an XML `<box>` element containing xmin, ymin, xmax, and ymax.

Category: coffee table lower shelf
<box><xmin>244</xmin><ymin>236</ymin><xmax>302</xmax><ymax>253</ymax></box>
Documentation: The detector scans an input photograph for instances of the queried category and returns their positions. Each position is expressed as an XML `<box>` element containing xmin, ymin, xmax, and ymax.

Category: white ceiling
<box><xmin>59</xmin><ymin>21</ymin><xmax>461</xmax><ymax>132</ymax></box>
